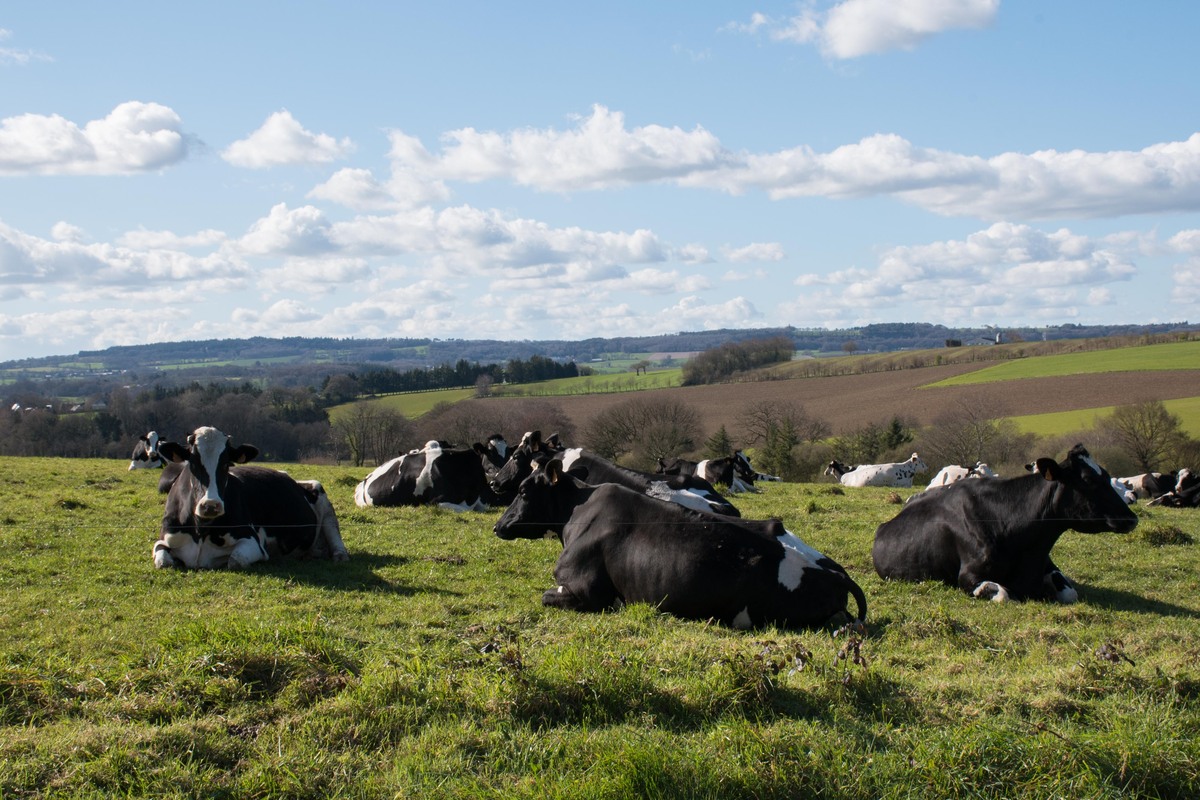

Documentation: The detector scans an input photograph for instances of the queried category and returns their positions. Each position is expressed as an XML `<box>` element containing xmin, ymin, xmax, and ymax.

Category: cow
<box><xmin>871</xmin><ymin>444</ymin><xmax>1138</xmax><ymax>603</ymax></box>
<box><xmin>823</xmin><ymin>461</ymin><xmax>858</xmax><ymax>480</ymax></box>
<box><xmin>473</xmin><ymin>433</ymin><xmax>510</xmax><ymax>482</ymax></box>
<box><xmin>839</xmin><ymin>454</ymin><xmax>928</xmax><ymax>488</ymax></box>
<box><xmin>492</xmin><ymin>437</ymin><xmax>740</xmax><ymax>517</ymax></box>
<box><xmin>656</xmin><ymin>451</ymin><xmax>771</xmax><ymax>493</ymax></box>
<box><xmin>1115</xmin><ymin>472</ymin><xmax>1177</xmax><ymax>501</ymax></box>
<box><xmin>925</xmin><ymin>462</ymin><xmax>998</xmax><ymax>489</ymax></box>
<box><xmin>354</xmin><ymin>440</ymin><xmax>499</xmax><ymax>511</ymax></box>
<box><xmin>154</xmin><ymin>426</ymin><xmax>349</xmax><ymax>570</ymax></box>
<box><xmin>493</xmin><ymin>458</ymin><xmax>867</xmax><ymax>629</ymax></box>
<box><xmin>129</xmin><ymin>431</ymin><xmax>165</xmax><ymax>470</ymax></box>
<box><xmin>1147</xmin><ymin>468</ymin><xmax>1200</xmax><ymax>508</ymax></box>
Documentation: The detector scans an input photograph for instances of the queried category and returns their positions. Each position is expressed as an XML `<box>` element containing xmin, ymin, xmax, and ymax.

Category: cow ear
<box><xmin>159</xmin><ymin>441</ymin><xmax>188</xmax><ymax>464</ymax></box>
<box><xmin>544</xmin><ymin>458</ymin><xmax>564</xmax><ymax>484</ymax></box>
<box><xmin>473</xmin><ymin>443</ymin><xmax>486</xmax><ymax>454</ymax></box>
<box><xmin>231</xmin><ymin>444</ymin><xmax>259</xmax><ymax>464</ymax></box>
<box><xmin>1032</xmin><ymin>457</ymin><xmax>1060</xmax><ymax>481</ymax></box>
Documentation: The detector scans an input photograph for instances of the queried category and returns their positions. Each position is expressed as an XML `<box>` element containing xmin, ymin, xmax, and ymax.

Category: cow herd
<box><xmin>134</xmin><ymin>425</ymin><xmax>1198</xmax><ymax>632</ymax></box>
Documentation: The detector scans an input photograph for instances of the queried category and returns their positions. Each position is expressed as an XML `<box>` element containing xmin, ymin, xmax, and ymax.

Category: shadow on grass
<box><xmin>1078</xmin><ymin>583</ymin><xmax>1200</xmax><ymax>618</ymax></box>
<box><xmin>269</xmin><ymin>552</ymin><xmax>436</xmax><ymax>596</ymax></box>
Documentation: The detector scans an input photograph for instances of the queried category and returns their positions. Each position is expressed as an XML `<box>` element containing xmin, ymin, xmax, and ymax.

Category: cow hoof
<box><xmin>331</xmin><ymin>550</ymin><xmax>351</xmax><ymax>563</ymax></box>
<box><xmin>972</xmin><ymin>581</ymin><xmax>1010</xmax><ymax>602</ymax></box>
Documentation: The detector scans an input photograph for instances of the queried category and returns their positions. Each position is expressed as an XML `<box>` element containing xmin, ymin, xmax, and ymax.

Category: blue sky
<box><xmin>2</xmin><ymin>1</ymin><xmax>1199</xmax><ymax>361</ymax></box>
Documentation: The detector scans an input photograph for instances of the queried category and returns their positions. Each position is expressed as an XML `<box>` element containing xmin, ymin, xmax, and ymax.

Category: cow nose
<box><xmin>196</xmin><ymin>499</ymin><xmax>224</xmax><ymax>519</ymax></box>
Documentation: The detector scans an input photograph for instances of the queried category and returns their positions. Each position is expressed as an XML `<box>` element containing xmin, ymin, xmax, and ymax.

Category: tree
<box><xmin>1100</xmin><ymin>400</ymin><xmax>1187</xmax><ymax>472</ymax></box>
<box><xmin>704</xmin><ymin>425</ymin><xmax>734</xmax><ymax>459</ymax></box>
<box><xmin>915</xmin><ymin>397</ymin><xmax>1035</xmax><ymax>469</ymax></box>
<box><xmin>631</xmin><ymin>359</ymin><xmax>652</xmax><ymax>376</ymax></box>
<box><xmin>737</xmin><ymin>399</ymin><xmax>830</xmax><ymax>447</ymax></box>
<box><xmin>582</xmin><ymin>396</ymin><xmax>700</xmax><ymax>470</ymax></box>
<box><xmin>334</xmin><ymin>403</ymin><xmax>416</xmax><ymax>467</ymax></box>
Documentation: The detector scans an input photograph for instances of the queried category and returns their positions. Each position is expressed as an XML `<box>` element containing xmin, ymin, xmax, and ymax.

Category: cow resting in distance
<box><xmin>839</xmin><ymin>454</ymin><xmax>928</xmax><ymax>488</ymax></box>
<box><xmin>355</xmin><ymin>440</ymin><xmax>500</xmax><ymax>511</ymax></box>
<box><xmin>656</xmin><ymin>451</ymin><xmax>777</xmax><ymax>493</ymax></box>
<box><xmin>493</xmin><ymin>458</ymin><xmax>866</xmax><ymax>629</ymax></box>
<box><xmin>129</xmin><ymin>431</ymin><xmax>165</xmax><ymax>470</ymax></box>
<box><xmin>154</xmin><ymin>426</ymin><xmax>349</xmax><ymax>569</ymax></box>
<box><xmin>872</xmin><ymin>444</ymin><xmax>1138</xmax><ymax>603</ymax></box>
<box><xmin>491</xmin><ymin>436</ymin><xmax>741</xmax><ymax>516</ymax></box>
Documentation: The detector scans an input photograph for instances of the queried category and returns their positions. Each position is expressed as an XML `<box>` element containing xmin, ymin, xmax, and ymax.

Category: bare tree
<box><xmin>582</xmin><ymin>396</ymin><xmax>700</xmax><ymax>470</ymax></box>
<box><xmin>915</xmin><ymin>396</ymin><xmax>1035</xmax><ymax>469</ymax></box>
<box><xmin>1099</xmin><ymin>400</ymin><xmax>1187</xmax><ymax>472</ymax></box>
<box><xmin>334</xmin><ymin>403</ymin><xmax>416</xmax><ymax>467</ymax></box>
<box><xmin>737</xmin><ymin>399</ymin><xmax>830</xmax><ymax>447</ymax></box>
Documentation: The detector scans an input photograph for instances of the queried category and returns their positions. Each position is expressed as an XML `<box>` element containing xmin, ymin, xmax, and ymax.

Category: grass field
<box><xmin>927</xmin><ymin>340</ymin><xmax>1200</xmax><ymax>387</ymax></box>
<box><xmin>1011</xmin><ymin>397</ymin><xmax>1200</xmax><ymax>438</ymax></box>
<box><xmin>2</xmin><ymin>457</ymin><xmax>1199</xmax><ymax>798</ymax></box>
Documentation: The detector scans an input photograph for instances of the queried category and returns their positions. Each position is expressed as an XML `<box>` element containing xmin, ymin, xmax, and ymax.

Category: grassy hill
<box><xmin>1</xmin><ymin>458</ymin><xmax>1197</xmax><ymax>796</ymax></box>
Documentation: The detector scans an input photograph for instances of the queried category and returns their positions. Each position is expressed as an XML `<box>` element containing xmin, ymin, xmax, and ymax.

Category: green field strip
<box><xmin>1008</xmin><ymin>395</ymin><xmax>1200</xmax><ymax>437</ymax></box>
<box><xmin>926</xmin><ymin>340</ymin><xmax>1200</xmax><ymax>387</ymax></box>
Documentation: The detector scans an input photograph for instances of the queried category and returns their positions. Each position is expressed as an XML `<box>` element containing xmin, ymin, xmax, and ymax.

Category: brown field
<box><xmin>478</xmin><ymin>362</ymin><xmax>1200</xmax><ymax>440</ymax></box>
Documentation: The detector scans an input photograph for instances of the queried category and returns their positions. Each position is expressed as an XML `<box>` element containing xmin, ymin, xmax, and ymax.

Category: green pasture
<box><xmin>333</xmin><ymin>369</ymin><xmax>683</xmax><ymax>420</ymax></box>
<box><xmin>1010</xmin><ymin>396</ymin><xmax>1200</xmax><ymax>438</ymax></box>
<box><xmin>927</xmin><ymin>340</ymin><xmax>1200</xmax><ymax>387</ymax></box>
<box><xmin>2</xmin><ymin>456</ymin><xmax>1199</xmax><ymax>798</ymax></box>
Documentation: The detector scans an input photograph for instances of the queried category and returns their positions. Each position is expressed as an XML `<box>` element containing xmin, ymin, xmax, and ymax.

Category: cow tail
<box><xmin>842</xmin><ymin>573</ymin><xmax>868</xmax><ymax>624</ymax></box>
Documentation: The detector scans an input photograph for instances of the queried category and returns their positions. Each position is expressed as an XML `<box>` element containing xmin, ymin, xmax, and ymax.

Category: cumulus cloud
<box><xmin>222</xmin><ymin>110</ymin><xmax>354</xmax><ymax>168</ymax></box>
<box><xmin>723</xmin><ymin>242</ymin><xmax>785</xmax><ymax>262</ymax></box>
<box><xmin>409</xmin><ymin>105</ymin><xmax>727</xmax><ymax>192</ymax></box>
<box><xmin>0</xmin><ymin>102</ymin><xmax>188</xmax><ymax>175</ymax></box>
<box><xmin>731</xmin><ymin>0</ymin><xmax>1000</xmax><ymax>59</ymax></box>
<box><xmin>238</xmin><ymin>203</ymin><xmax>336</xmax><ymax>256</ymax></box>
<box><xmin>380</xmin><ymin>107</ymin><xmax>1200</xmax><ymax>221</ymax></box>
<box><xmin>785</xmin><ymin>222</ymin><xmax>1138</xmax><ymax>325</ymax></box>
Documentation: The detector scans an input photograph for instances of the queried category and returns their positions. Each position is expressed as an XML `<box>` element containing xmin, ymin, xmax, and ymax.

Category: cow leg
<box><xmin>1042</xmin><ymin>559</ymin><xmax>1078</xmax><ymax>604</ymax></box>
<box><xmin>228</xmin><ymin>535</ymin><xmax>269</xmax><ymax>569</ymax></box>
<box><xmin>152</xmin><ymin>541</ymin><xmax>178</xmax><ymax>569</ymax></box>
<box><xmin>959</xmin><ymin>563</ymin><xmax>1011</xmax><ymax>602</ymax></box>
<box><xmin>542</xmin><ymin>559</ymin><xmax>619</xmax><ymax>612</ymax></box>
<box><xmin>296</xmin><ymin>480</ymin><xmax>350</xmax><ymax>561</ymax></box>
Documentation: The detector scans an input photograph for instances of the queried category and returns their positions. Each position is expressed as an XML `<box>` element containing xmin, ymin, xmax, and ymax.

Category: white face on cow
<box><xmin>192</xmin><ymin>426</ymin><xmax>232</xmax><ymax>520</ymax></box>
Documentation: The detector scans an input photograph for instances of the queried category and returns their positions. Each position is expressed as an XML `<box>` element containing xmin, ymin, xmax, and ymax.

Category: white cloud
<box><xmin>222</xmin><ymin>110</ymin><xmax>354</xmax><ymax>168</ymax></box>
<box><xmin>0</xmin><ymin>102</ymin><xmax>187</xmax><ymax>175</ymax></box>
<box><xmin>412</xmin><ymin>105</ymin><xmax>727</xmax><ymax>192</ymax></box>
<box><xmin>238</xmin><ymin>203</ymin><xmax>336</xmax><ymax>256</ymax></box>
<box><xmin>384</xmin><ymin>108</ymin><xmax>1200</xmax><ymax>221</ymax></box>
<box><xmin>0</xmin><ymin>28</ymin><xmax>52</xmax><ymax>66</ymax></box>
<box><xmin>723</xmin><ymin>242</ymin><xmax>785</xmax><ymax>262</ymax></box>
<box><xmin>731</xmin><ymin>0</ymin><xmax>1000</xmax><ymax>59</ymax></box>
<box><xmin>784</xmin><ymin>222</ymin><xmax>1139</xmax><ymax>325</ymax></box>
<box><xmin>117</xmin><ymin>228</ymin><xmax>228</xmax><ymax>250</ymax></box>
<box><xmin>51</xmin><ymin>222</ymin><xmax>87</xmax><ymax>244</ymax></box>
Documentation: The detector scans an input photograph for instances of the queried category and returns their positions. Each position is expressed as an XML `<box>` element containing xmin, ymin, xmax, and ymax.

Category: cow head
<box><xmin>493</xmin><ymin>458</ymin><xmax>580</xmax><ymax>541</ymax></box>
<box><xmin>490</xmin><ymin>430</ymin><xmax>552</xmax><ymax>499</ymax></box>
<box><xmin>159</xmin><ymin>426</ymin><xmax>258</xmax><ymax>520</ymax></box>
<box><xmin>1031</xmin><ymin>444</ymin><xmax>1139</xmax><ymax>534</ymax></box>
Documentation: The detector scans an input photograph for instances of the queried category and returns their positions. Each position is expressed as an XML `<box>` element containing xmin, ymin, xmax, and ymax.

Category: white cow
<box><xmin>925</xmin><ymin>461</ymin><xmax>998</xmax><ymax>490</ymax></box>
<box><xmin>1115</xmin><ymin>472</ymin><xmax>1176</xmax><ymax>501</ymax></box>
<box><xmin>840</xmin><ymin>453</ymin><xmax>928</xmax><ymax>488</ymax></box>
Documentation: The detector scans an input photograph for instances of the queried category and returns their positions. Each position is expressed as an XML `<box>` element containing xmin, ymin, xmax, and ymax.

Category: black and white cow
<box><xmin>493</xmin><ymin>459</ymin><xmax>866</xmax><ymax>629</ymax></box>
<box><xmin>474</xmin><ymin>433</ymin><xmax>510</xmax><ymax>482</ymax></box>
<box><xmin>823</xmin><ymin>460</ymin><xmax>858</xmax><ymax>480</ymax></box>
<box><xmin>154</xmin><ymin>426</ymin><xmax>349</xmax><ymax>570</ymax></box>
<box><xmin>354</xmin><ymin>440</ymin><xmax>499</xmax><ymax>511</ymax></box>
<box><xmin>129</xmin><ymin>431</ymin><xmax>165</xmax><ymax>470</ymax></box>
<box><xmin>839</xmin><ymin>454</ymin><xmax>928</xmax><ymax>488</ymax></box>
<box><xmin>924</xmin><ymin>461</ymin><xmax>998</xmax><ymax>490</ymax></box>
<box><xmin>872</xmin><ymin>444</ymin><xmax>1138</xmax><ymax>603</ymax></box>
<box><xmin>492</xmin><ymin>438</ymin><xmax>741</xmax><ymax>517</ymax></box>
<box><xmin>1116</xmin><ymin>471</ymin><xmax>1177</xmax><ymax>501</ymax></box>
<box><xmin>656</xmin><ymin>451</ymin><xmax>772</xmax><ymax>493</ymax></box>
<box><xmin>1147</xmin><ymin>468</ymin><xmax>1200</xmax><ymax>508</ymax></box>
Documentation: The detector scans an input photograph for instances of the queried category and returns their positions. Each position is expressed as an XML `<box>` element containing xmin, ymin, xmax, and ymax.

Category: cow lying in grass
<box><xmin>154</xmin><ymin>426</ymin><xmax>349</xmax><ymax>570</ymax></box>
<box><xmin>494</xmin><ymin>458</ymin><xmax>866</xmax><ymax>629</ymax></box>
<box><xmin>872</xmin><ymin>444</ymin><xmax>1137</xmax><ymax>602</ymax></box>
